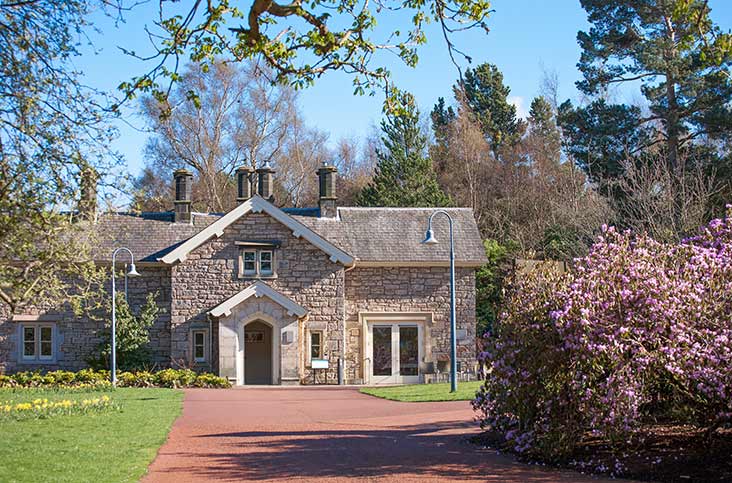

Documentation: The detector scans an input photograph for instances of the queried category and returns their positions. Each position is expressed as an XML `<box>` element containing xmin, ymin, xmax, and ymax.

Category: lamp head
<box><xmin>126</xmin><ymin>262</ymin><xmax>141</xmax><ymax>278</ymax></box>
<box><xmin>422</xmin><ymin>228</ymin><xmax>438</xmax><ymax>245</ymax></box>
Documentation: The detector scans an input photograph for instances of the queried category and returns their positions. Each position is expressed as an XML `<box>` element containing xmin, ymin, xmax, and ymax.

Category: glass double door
<box><xmin>370</xmin><ymin>324</ymin><xmax>420</xmax><ymax>384</ymax></box>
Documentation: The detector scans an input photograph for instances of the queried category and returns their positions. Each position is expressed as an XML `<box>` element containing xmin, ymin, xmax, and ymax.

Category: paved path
<box><xmin>143</xmin><ymin>387</ymin><xmax>616</xmax><ymax>482</ymax></box>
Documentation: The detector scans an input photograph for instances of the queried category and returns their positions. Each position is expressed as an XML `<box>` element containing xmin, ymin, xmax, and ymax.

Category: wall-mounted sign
<box><xmin>311</xmin><ymin>358</ymin><xmax>329</xmax><ymax>369</ymax></box>
<box><xmin>245</xmin><ymin>331</ymin><xmax>264</xmax><ymax>343</ymax></box>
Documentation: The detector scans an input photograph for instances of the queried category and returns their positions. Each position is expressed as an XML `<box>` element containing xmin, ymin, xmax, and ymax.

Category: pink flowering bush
<box><xmin>474</xmin><ymin>211</ymin><xmax>732</xmax><ymax>459</ymax></box>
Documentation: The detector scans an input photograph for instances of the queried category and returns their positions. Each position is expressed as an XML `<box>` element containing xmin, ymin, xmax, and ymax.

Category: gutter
<box><xmin>340</xmin><ymin>260</ymin><xmax>357</xmax><ymax>384</ymax></box>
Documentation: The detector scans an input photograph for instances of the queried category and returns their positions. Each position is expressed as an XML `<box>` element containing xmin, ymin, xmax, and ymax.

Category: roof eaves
<box><xmin>159</xmin><ymin>195</ymin><xmax>354</xmax><ymax>266</ymax></box>
<box><xmin>209</xmin><ymin>281</ymin><xmax>308</xmax><ymax>318</ymax></box>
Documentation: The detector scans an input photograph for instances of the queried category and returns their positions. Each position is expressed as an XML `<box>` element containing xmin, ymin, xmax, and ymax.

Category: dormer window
<box><xmin>236</xmin><ymin>242</ymin><xmax>278</xmax><ymax>278</ymax></box>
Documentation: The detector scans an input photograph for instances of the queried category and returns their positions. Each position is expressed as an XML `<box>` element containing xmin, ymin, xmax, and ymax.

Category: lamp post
<box><xmin>110</xmin><ymin>247</ymin><xmax>141</xmax><ymax>386</ymax></box>
<box><xmin>422</xmin><ymin>211</ymin><xmax>458</xmax><ymax>393</ymax></box>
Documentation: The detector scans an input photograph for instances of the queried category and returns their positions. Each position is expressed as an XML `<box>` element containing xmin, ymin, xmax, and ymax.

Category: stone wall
<box><xmin>344</xmin><ymin>266</ymin><xmax>476</xmax><ymax>383</ymax></box>
<box><xmin>0</xmin><ymin>266</ymin><xmax>171</xmax><ymax>373</ymax></box>
<box><xmin>170</xmin><ymin>212</ymin><xmax>344</xmax><ymax>383</ymax></box>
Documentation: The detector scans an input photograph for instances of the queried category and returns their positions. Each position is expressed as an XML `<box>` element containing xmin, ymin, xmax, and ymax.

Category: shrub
<box><xmin>154</xmin><ymin>369</ymin><xmax>197</xmax><ymax>388</ymax></box>
<box><xmin>87</xmin><ymin>292</ymin><xmax>161</xmax><ymax>371</ymax></box>
<box><xmin>0</xmin><ymin>369</ymin><xmax>230</xmax><ymax>389</ymax></box>
<box><xmin>475</xmin><ymin>216</ymin><xmax>732</xmax><ymax>460</ymax></box>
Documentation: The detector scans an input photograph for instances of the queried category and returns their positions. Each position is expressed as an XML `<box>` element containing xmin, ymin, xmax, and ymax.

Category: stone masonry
<box><xmin>0</xmin><ymin>202</ymin><xmax>483</xmax><ymax>385</ymax></box>
<box><xmin>170</xmin><ymin>212</ymin><xmax>344</xmax><ymax>383</ymax></box>
<box><xmin>344</xmin><ymin>266</ymin><xmax>476</xmax><ymax>383</ymax></box>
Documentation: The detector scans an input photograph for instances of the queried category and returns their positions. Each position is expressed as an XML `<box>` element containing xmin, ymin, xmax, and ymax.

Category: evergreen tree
<box><xmin>526</xmin><ymin>96</ymin><xmax>562</xmax><ymax>166</ymax></box>
<box><xmin>356</xmin><ymin>93</ymin><xmax>451</xmax><ymax>207</ymax></box>
<box><xmin>575</xmin><ymin>0</ymin><xmax>732</xmax><ymax>172</ymax></box>
<box><xmin>458</xmin><ymin>63</ymin><xmax>525</xmax><ymax>154</ymax></box>
<box><xmin>429</xmin><ymin>96</ymin><xmax>456</xmax><ymax>180</ymax></box>
<box><xmin>558</xmin><ymin>99</ymin><xmax>652</xmax><ymax>189</ymax></box>
<box><xmin>430</xmin><ymin>96</ymin><xmax>456</xmax><ymax>148</ymax></box>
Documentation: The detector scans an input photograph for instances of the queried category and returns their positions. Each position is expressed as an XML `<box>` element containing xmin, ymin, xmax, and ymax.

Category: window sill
<box><xmin>237</xmin><ymin>274</ymin><xmax>278</xmax><ymax>281</ymax></box>
<box><xmin>18</xmin><ymin>358</ymin><xmax>56</xmax><ymax>364</ymax></box>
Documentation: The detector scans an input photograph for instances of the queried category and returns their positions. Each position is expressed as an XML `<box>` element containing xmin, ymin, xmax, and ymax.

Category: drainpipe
<box><xmin>341</xmin><ymin>261</ymin><xmax>357</xmax><ymax>385</ymax></box>
<box><xmin>208</xmin><ymin>314</ymin><xmax>214</xmax><ymax>374</ymax></box>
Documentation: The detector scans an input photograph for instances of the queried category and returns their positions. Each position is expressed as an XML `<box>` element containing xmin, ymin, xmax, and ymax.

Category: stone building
<box><xmin>0</xmin><ymin>165</ymin><xmax>486</xmax><ymax>385</ymax></box>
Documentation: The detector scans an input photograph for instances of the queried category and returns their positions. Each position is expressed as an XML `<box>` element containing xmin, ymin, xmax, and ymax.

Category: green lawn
<box><xmin>0</xmin><ymin>387</ymin><xmax>183</xmax><ymax>483</ymax></box>
<box><xmin>360</xmin><ymin>380</ymin><xmax>483</xmax><ymax>402</ymax></box>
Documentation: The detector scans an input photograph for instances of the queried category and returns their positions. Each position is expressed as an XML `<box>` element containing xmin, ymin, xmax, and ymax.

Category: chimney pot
<box><xmin>236</xmin><ymin>166</ymin><xmax>254</xmax><ymax>203</ymax></box>
<box><xmin>78</xmin><ymin>165</ymin><xmax>98</xmax><ymax>221</ymax></box>
<box><xmin>256</xmin><ymin>162</ymin><xmax>275</xmax><ymax>202</ymax></box>
<box><xmin>317</xmin><ymin>163</ymin><xmax>338</xmax><ymax>218</ymax></box>
<box><xmin>173</xmin><ymin>168</ymin><xmax>193</xmax><ymax>223</ymax></box>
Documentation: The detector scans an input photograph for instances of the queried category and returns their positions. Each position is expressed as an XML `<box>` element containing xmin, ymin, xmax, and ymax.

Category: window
<box><xmin>238</xmin><ymin>248</ymin><xmax>276</xmax><ymax>278</ymax></box>
<box><xmin>242</xmin><ymin>250</ymin><xmax>257</xmax><ymax>276</ymax></box>
<box><xmin>21</xmin><ymin>324</ymin><xmax>55</xmax><ymax>362</ymax></box>
<box><xmin>310</xmin><ymin>331</ymin><xmax>323</xmax><ymax>360</ymax></box>
<box><xmin>259</xmin><ymin>250</ymin><xmax>273</xmax><ymax>275</ymax></box>
<box><xmin>192</xmin><ymin>330</ymin><xmax>207</xmax><ymax>363</ymax></box>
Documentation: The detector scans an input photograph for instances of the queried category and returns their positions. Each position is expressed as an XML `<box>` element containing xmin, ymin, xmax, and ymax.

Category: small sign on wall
<box><xmin>245</xmin><ymin>331</ymin><xmax>264</xmax><ymax>343</ymax></box>
<box><xmin>281</xmin><ymin>331</ymin><xmax>293</xmax><ymax>344</ymax></box>
<box><xmin>311</xmin><ymin>359</ymin><xmax>329</xmax><ymax>369</ymax></box>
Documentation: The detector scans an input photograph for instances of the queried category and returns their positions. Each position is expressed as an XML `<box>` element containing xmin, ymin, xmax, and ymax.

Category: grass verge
<box><xmin>360</xmin><ymin>380</ymin><xmax>483</xmax><ymax>402</ymax></box>
<box><xmin>0</xmin><ymin>387</ymin><xmax>183</xmax><ymax>483</ymax></box>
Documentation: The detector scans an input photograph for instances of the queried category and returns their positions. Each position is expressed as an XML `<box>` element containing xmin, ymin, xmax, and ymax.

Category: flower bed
<box><xmin>474</xmin><ymin>210</ymin><xmax>732</xmax><ymax>475</ymax></box>
<box><xmin>0</xmin><ymin>395</ymin><xmax>115</xmax><ymax>421</ymax></box>
<box><xmin>0</xmin><ymin>368</ymin><xmax>230</xmax><ymax>389</ymax></box>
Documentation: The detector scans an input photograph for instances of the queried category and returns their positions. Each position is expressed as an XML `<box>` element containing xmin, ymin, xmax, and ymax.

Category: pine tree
<box><xmin>458</xmin><ymin>63</ymin><xmax>525</xmax><ymax>154</ymax></box>
<box><xmin>526</xmin><ymin>96</ymin><xmax>562</xmax><ymax>166</ymax></box>
<box><xmin>356</xmin><ymin>93</ymin><xmax>451</xmax><ymax>207</ymax></box>
<box><xmin>575</xmin><ymin>0</ymin><xmax>732</xmax><ymax>172</ymax></box>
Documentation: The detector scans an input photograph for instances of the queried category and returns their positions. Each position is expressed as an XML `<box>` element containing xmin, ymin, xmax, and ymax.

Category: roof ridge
<box><xmin>337</xmin><ymin>207</ymin><xmax>474</xmax><ymax>211</ymax></box>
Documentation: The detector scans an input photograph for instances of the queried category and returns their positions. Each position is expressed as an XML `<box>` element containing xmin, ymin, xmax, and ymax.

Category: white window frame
<box><xmin>309</xmin><ymin>330</ymin><xmax>323</xmax><ymax>362</ymax></box>
<box><xmin>259</xmin><ymin>250</ymin><xmax>273</xmax><ymax>276</ymax></box>
<box><xmin>191</xmin><ymin>329</ymin><xmax>208</xmax><ymax>363</ymax></box>
<box><xmin>238</xmin><ymin>248</ymin><xmax>277</xmax><ymax>278</ymax></box>
<box><xmin>242</xmin><ymin>250</ymin><xmax>257</xmax><ymax>276</ymax></box>
<box><xmin>20</xmin><ymin>323</ymin><xmax>56</xmax><ymax>363</ymax></box>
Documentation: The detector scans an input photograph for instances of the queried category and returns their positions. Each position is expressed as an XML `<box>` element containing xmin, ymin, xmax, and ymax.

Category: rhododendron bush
<box><xmin>473</xmin><ymin>212</ymin><xmax>732</xmax><ymax>459</ymax></box>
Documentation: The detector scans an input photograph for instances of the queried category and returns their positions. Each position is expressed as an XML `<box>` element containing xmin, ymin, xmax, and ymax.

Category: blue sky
<box><xmin>78</xmin><ymin>0</ymin><xmax>732</xmax><ymax>180</ymax></box>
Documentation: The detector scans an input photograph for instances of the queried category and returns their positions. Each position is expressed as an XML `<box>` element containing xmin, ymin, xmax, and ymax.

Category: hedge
<box><xmin>0</xmin><ymin>368</ymin><xmax>230</xmax><ymax>389</ymax></box>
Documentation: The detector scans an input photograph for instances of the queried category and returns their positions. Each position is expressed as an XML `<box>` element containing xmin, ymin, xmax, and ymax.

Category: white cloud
<box><xmin>508</xmin><ymin>95</ymin><xmax>530</xmax><ymax>120</ymax></box>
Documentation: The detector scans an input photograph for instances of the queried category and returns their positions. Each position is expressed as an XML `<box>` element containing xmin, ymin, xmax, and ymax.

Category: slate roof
<box><xmin>293</xmin><ymin>208</ymin><xmax>487</xmax><ymax>265</ymax></box>
<box><xmin>92</xmin><ymin>212</ymin><xmax>218</xmax><ymax>262</ymax></box>
<box><xmin>92</xmin><ymin>205</ymin><xmax>487</xmax><ymax>266</ymax></box>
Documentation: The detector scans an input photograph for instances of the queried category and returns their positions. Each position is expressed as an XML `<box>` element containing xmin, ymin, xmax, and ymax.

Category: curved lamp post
<box><xmin>422</xmin><ymin>210</ymin><xmax>458</xmax><ymax>393</ymax></box>
<box><xmin>111</xmin><ymin>247</ymin><xmax>141</xmax><ymax>386</ymax></box>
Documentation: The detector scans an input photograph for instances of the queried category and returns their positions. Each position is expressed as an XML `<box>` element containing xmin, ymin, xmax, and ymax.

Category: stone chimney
<box><xmin>173</xmin><ymin>168</ymin><xmax>193</xmax><ymax>223</ymax></box>
<box><xmin>317</xmin><ymin>163</ymin><xmax>337</xmax><ymax>218</ymax></box>
<box><xmin>78</xmin><ymin>165</ymin><xmax>98</xmax><ymax>221</ymax></box>
<box><xmin>236</xmin><ymin>166</ymin><xmax>254</xmax><ymax>203</ymax></box>
<box><xmin>256</xmin><ymin>161</ymin><xmax>275</xmax><ymax>202</ymax></box>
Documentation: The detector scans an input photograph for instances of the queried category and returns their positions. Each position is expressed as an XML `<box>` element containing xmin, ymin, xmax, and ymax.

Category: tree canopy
<box><xmin>356</xmin><ymin>93</ymin><xmax>450</xmax><ymax>207</ymax></box>
<box><xmin>0</xmin><ymin>0</ymin><xmax>119</xmax><ymax>311</ymax></box>
<box><xmin>575</xmin><ymin>0</ymin><xmax>732</xmax><ymax>171</ymax></box>
<box><xmin>117</xmin><ymin>0</ymin><xmax>493</xmax><ymax>112</ymax></box>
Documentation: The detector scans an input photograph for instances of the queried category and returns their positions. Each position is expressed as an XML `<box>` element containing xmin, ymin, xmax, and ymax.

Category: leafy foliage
<box><xmin>474</xmin><ymin>239</ymin><xmax>515</xmax><ymax>338</ymax></box>
<box><xmin>88</xmin><ymin>292</ymin><xmax>161</xmax><ymax>371</ymax></box>
<box><xmin>356</xmin><ymin>92</ymin><xmax>451</xmax><ymax>207</ymax></box>
<box><xmin>0</xmin><ymin>1</ymin><xmax>121</xmax><ymax>311</ymax></box>
<box><xmin>475</xmin><ymin>216</ymin><xmax>732</xmax><ymax>459</ymax></box>
<box><xmin>0</xmin><ymin>368</ymin><xmax>230</xmax><ymax>389</ymax></box>
<box><xmin>117</xmin><ymin>0</ymin><xmax>493</xmax><ymax>113</ymax></box>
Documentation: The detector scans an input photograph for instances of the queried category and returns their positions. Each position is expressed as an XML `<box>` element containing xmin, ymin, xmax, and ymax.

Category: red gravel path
<box><xmin>143</xmin><ymin>387</ymin><xmax>617</xmax><ymax>482</ymax></box>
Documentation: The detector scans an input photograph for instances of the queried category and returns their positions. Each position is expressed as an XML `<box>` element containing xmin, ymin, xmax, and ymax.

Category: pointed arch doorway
<box><xmin>243</xmin><ymin>320</ymin><xmax>273</xmax><ymax>385</ymax></box>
